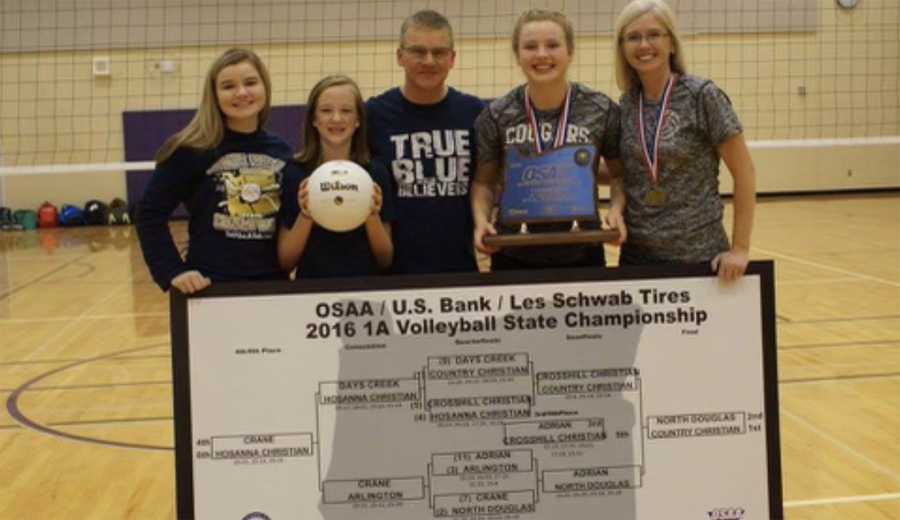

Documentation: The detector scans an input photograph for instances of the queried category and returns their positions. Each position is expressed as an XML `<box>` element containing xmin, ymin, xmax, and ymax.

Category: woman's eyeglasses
<box><xmin>622</xmin><ymin>30</ymin><xmax>670</xmax><ymax>46</ymax></box>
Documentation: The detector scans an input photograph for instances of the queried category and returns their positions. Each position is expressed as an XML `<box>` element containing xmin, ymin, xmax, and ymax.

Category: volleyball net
<box><xmin>0</xmin><ymin>0</ymin><xmax>897</xmax><ymax>178</ymax></box>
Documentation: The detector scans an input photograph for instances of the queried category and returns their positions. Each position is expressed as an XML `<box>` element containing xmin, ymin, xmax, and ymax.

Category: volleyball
<box><xmin>307</xmin><ymin>160</ymin><xmax>374</xmax><ymax>232</ymax></box>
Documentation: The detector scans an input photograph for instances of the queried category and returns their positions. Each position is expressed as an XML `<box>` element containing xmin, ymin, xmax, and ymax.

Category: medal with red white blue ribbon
<box><xmin>524</xmin><ymin>84</ymin><xmax>572</xmax><ymax>155</ymax></box>
<box><xmin>638</xmin><ymin>74</ymin><xmax>677</xmax><ymax>206</ymax></box>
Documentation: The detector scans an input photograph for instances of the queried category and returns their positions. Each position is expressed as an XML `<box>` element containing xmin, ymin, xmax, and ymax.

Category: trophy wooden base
<box><xmin>483</xmin><ymin>229</ymin><xmax>621</xmax><ymax>247</ymax></box>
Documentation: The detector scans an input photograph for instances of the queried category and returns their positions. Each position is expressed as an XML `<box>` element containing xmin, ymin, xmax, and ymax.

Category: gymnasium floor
<box><xmin>0</xmin><ymin>193</ymin><xmax>898</xmax><ymax>519</ymax></box>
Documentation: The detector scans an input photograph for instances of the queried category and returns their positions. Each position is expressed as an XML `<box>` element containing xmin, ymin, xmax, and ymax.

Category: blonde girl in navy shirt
<box><xmin>138</xmin><ymin>48</ymin><xmax>292</xmax><ymax>293</ymax></box>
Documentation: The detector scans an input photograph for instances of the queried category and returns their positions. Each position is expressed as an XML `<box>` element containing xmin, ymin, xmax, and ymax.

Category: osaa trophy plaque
<box><xmin>483</xmin><ymin>145</ymin><xmax>620</xmax><ymax>248</ymax></box>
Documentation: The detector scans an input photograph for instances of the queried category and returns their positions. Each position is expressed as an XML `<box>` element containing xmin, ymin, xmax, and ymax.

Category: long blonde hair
<box><xmin>295</xmin><ymin>75</ymin><xmax>370</xmax><ymax>169</ymax></box>
<box><xmin>155</xmin><ymin>48</ymin><xmax>273</xmax><ymax>163</ymax></box>
<box><xmin>613</xmin><ymin>0</ymin><xmax>687</xmax><ymax>93</ymax></box>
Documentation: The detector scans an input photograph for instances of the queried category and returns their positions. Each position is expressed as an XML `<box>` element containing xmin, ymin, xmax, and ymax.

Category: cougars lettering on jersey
<box><xmin>390</xmin><ymin>129</ymin><xmax>472</xmax><ymax>198</ymax></box>
<box><xmin>504</xmin><ymin>122</ymin><xmax>592</xmax><ymax>147</ymax></box>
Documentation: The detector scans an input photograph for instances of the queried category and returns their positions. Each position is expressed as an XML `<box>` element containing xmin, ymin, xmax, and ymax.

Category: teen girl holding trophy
<box><xmin>471</xmin><ymin>9</ymin><xmax>627</xmax><ymax>271</ymax></box>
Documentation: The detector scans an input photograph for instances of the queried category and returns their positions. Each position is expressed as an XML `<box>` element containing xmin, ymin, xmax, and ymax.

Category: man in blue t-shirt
<box><xmin>366</xmin><ymin>9</ymin><xmax>484</xmax><ymax>274</ymax></box>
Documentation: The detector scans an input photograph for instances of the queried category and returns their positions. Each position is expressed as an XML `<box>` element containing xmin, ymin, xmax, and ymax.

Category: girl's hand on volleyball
<box><xmin>370</xmin><ymin>184</ymin><xmax>383</xmax><ymax>216</ymax></box>
<box><xmin>298</xmin><ymin>179</ymin><xmax>312</xmax><ymax>219</ymax></box>
<box><xmin>712</xmin><ymin>248</ymin><xmax>749</xmax><ymax>282</ymax></box>
<box><xmin>171</xmin><ymin>270</ymin><xmax>211</xmax><ymax>294</ymax></box>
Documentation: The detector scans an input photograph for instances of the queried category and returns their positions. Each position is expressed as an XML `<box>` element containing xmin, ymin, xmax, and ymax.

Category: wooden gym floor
<box><xmin>0</xmin><ymin>193</ymin><xmax>897</xmax><ymax>519</ymax></box>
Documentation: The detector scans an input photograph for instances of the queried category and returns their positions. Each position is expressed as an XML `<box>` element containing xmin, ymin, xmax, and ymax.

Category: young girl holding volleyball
<box><xmin>278</xmin><ymin>75</ymin><xmax>394</xmax><ymax>278</ymax></box>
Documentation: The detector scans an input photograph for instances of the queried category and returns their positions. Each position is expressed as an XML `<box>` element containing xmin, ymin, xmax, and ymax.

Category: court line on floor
<box><xmin>779</xmin><ymin>339</ymin><xmax>900</xmax><ymax>350</ymax></box>
<box><xmin>780</xmin><ymin>372</ymin><xmax>900</xmax><ymax>385</ymax></box>
<box><xmin>784</xmin><ymin>492</ymin><xmax>900</xmax><ymax>508</ymax></box>
<box><xmin>113</xmin><ymin>353</ymin><xmax>170</xmax><ymax>360</ymax></box>
<box><xmin>0</xmin><ymin>416</ymin><xmax>174</xmax><ymax>431</ymax></box>
<box><xmin>0</xmin><ymin>351</ymin><xmax>169</xmax><ymax>366</ymax></box>
<box><xmin>753</xmin><ymin>247</ymin><xmax>900</xmax><ymax>288</ymax></box>
<box><xmin>47</xmin><ymin>416</ymin><xmax>174</xmax><ymax>428</ymax></box>
<box><xmin>0</xmin><ymin>380</ymin><xmax>170</xmax><ymax>393</ymax></box>
<box><xmin>6</xmin><ymin>343</ymin><xmax>175</xmax><ymax>451</ymax></box>
<box><xmin>0</xmin><ymin>252</ymin><xmax>95</xmax><ymax>300</ymax></box>
<box><xmin>46</xmin><ymin>260</ymin><xmax>96</xmax><ymax>281</ymax></box>
<box><xmin>7</xmin><ymin>280</ymin><xmax>159</xmax><ymax>287</ymax></box>
<box><xmin>11</xmin><ymin>283</ymin><xmax>127</xmax><ymax>366</ymax></box>
<box><xmin>776</xmin><ymin>277</ymin><xmax>861</xmax><ymax>286</ymax></box>
<box><xmin>781</xmin><ymin>315</ymin><xmax>900</xmax><ymax>325</ymax></box>
<box><xmin>0</xmin><ymin>312</ymin><xmax>169</xmax><ymax>323</ymax></box>
<box><xmin>781</xmin><ymin>408</ymin><xmax>900</xmax><ymax>483</ymax></box>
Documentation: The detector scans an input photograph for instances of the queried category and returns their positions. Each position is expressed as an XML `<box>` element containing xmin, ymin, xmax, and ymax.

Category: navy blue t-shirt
<box><xmin>366</xmin><ymin>87</ymin><xmax>484</xmax><ymax>274</ymax></box>
<box><xmin>137</xmin><ymin>129</ymin><xmax>293</xmax><ymax>291</ymax></box>
<box><xmin>279</xmin><ymin>160</ymin><xmax>395</xmax><ymax>279</ymax></box>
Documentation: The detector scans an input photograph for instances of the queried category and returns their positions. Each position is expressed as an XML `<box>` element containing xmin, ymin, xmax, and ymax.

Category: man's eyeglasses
<box><xmin>622</xmin><ymin>30</ymin><xmax>670</xmax><ymax>46</ymax></box>
<box><xmin>401</xmin><ymin>46</ymin><xmax>454</xmax><ymax>61</ymax></box>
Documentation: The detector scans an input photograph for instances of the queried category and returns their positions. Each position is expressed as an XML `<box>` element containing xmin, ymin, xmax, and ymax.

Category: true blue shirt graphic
<box><xmin>366</xmin><ymin>87</ymin><xmax>484</xmax><ymax>274</ymax></box>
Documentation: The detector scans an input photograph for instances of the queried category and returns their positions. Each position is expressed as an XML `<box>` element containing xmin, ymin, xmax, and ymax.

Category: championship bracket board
<box><xmin>171</xmin><ymin>262</ymin><xmax>782</xmax><ymax>520</ymax></box>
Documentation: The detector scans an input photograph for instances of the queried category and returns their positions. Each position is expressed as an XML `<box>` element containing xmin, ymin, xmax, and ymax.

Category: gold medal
<box><xmin>645</xmin><ymin>187</ymin><xmax>667</xmax><ymax>207</ymax></box>
<box><xmin>638</xmin><ymin>75</ymin><xmax>677</xmax><ymax>209</ymax></box>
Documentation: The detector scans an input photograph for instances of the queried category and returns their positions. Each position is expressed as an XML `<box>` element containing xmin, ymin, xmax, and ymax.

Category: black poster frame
<box><xmin>170</xmin><ymin>261</ymin><xmax>782</xmax><ymax>520</ymax></box>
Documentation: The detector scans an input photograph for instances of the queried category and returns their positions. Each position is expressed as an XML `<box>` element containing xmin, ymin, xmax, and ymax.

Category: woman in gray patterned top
<box><xmin>608</xmin><ymin>0</ymin><xmax>757</xmax><ymax>282</ymax></box>
<box><xmin>471</xmin><ymin>9</ymin><xmax>627</xmax><ymax>270</ymax></box>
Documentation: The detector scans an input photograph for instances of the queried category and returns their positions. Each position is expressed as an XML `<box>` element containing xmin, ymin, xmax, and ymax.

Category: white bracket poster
<box><xmin>171</xmin><ymin>262</ymin><xmax>782</xmax><ymax>520</ymax></box>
